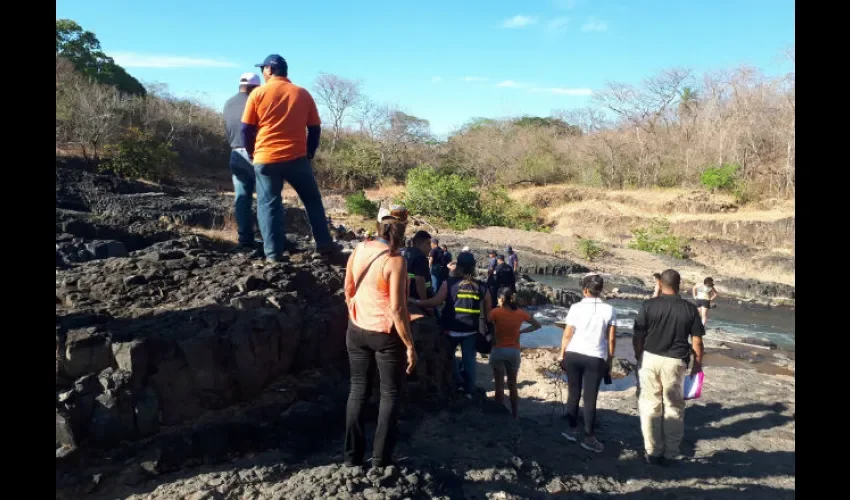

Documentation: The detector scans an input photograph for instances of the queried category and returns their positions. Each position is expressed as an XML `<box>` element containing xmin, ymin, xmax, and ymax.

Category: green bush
<box><xmin>700</xmin><ymin>163</ymin><xmax>740</xmax><ymax>192</ymax></box>
<box><xmin>345</xmin><ymin>191</ymin><xmax>379</xmax><ymax>218</ymax></box>
<box><xmin>628</xmin><ymin>219</ymin><xmax>689</xmax><ymax>259</ymax></box>
<box><xmin>577</xmin><ymin>238</ymin><xmax>604</xmax><ymax>261</ymax></box>
<box><xmin>100</xmin><ymin>127</ymin><xmax>177</xmax><ymax>182</ymax></box>
<box><xmin>480</xmin><ymin>187</ymin><xmax>547</xmax><ymax>231</ymax></box>
<box><xmin>402</xmin><ymin>167</ymin><xmax>547</xmax><ymax>231</ymax></box>
<box><xmin>403</xmin><ymin>167</ymin><xmax>482</xmax><ymax>230</ymax></box>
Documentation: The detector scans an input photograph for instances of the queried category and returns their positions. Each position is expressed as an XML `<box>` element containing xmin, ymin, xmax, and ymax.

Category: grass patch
<box><xmin>577</xmin><ymin>238</ymin><xmax>604</xmax><ymax>261</ymax></box>
<box><xmin>344</xmin><ymin>191</ymin><xmax>379</xmax><ymax>218</ymax></box>
<box><xmin>700</xmin><ymin>163</ymin><xmax>739</xmax><ymax>193</ymax></box>
<box><xmin>628</xmin><ymin>218</ymin><xmax>689</xmax><ymax>259</ymax></box>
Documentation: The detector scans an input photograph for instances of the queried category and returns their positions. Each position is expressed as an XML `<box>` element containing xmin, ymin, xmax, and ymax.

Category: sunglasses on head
<box><xmin>389</xmin><ymin>211</ymin><xmax>409</xmax><ymax>224</ymax></box>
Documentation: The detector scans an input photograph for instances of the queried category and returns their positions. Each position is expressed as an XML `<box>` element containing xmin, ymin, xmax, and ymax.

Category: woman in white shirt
<box><xmin>559</xmin><ymin>273</ymin><xmax>616</xmax><ymax>453</ymax></box>
<box><xmin>692</xmin><ymin>277</ymin><xmax>718</xmax><ymax>326</ymax></box>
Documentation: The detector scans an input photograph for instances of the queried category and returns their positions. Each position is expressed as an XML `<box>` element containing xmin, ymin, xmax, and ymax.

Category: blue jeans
<box><xmin>431</xmin><ymin>273</ymin><xmax>443</xmax><ymax>295</ymax></box>
<box><xmin>449</xmin><ymin>334</ymin><xmax>478</xmax><ymax>394</ymax></box>
<box><xmin>254</xmin><ymin>156</ymin><xmax>332</xmax><ymax>260</ymax></box>
<box><xmin>230</xmin><ymin>149</ymin><xmax>256</xmax><ymax>245</ymax></box>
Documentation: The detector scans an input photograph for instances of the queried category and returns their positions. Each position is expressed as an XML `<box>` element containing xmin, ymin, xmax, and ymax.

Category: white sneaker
<box><xmin>580</xmin><ymin>439</ymin><xmax>604</xmax><ymax>453</ymax></box>
<box><xmin>561</xmin><ymin>431</ymin><xmax>578</xmax><ymax>442</ymax></box>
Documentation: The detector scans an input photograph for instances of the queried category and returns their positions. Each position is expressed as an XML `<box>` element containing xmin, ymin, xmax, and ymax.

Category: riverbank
<box><xmin>440</xmin><ymin>229</ymin><xmax>794</xmax><ymax>309</ymax></box>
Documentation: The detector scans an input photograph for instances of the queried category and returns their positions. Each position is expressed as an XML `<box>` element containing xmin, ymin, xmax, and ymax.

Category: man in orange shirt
<box><xmin>241</xmin><ymin>54</ymin><xmax>337</xmax><ymax>262</ymax></box>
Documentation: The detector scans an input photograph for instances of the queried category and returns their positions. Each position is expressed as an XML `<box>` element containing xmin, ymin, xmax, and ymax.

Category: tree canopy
<box><xmin>56</xmin><ymin>19</ymin><xmax>146</xmax><ymax>96</ymax></box>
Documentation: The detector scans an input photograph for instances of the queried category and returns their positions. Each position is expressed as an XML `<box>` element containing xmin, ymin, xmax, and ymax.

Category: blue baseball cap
<box><xmin>255</xmin><ymin>54</ymin><xmax>287</xmax><ymax>69</ymax></box>
<box><xmin>456</xmin><ymin>251</ymin><xmax>476</xmax><ymax>268</ymax></box>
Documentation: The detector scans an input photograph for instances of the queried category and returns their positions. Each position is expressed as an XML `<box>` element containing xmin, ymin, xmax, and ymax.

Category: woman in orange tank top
<box><xmin>342</xmin><ymin>205</ymin><xmax>416</xmax><ymax>468</ymax></box>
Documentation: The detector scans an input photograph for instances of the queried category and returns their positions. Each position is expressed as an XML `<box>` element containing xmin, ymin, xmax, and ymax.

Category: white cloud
<box><xmin>463</xmin><ymin>76</ymin><xmax>490</xmax><ymax>82</ymax></box>
<box><xmin>502</xmin><ymin>15</ymin><xmax>538</xmax><ymax>28</ymax></box>
<box><xmin>496</xmin><ymin>80</ymin><xmax>521</xmax><ymax>88</ymax></box>
<box><xmin>431</xmin><ymin>76</ymin><xmax>443</xmax><ymax>82</ymax></box>
<box><xmin>546</xmin><ymin>17</ymin><xmax>570</xmax><ymax>34</ymax></box>
<box><xmin>581</xmin><ymin>17</ymin><xmax>608</xmax><ymax>32</ymax></box>
<box><xmin>530</xmin><ymin>87</ymin><xmax>593</xmax><ymax>96</ymax></box>
<box><xmin>111</xmin><ymin>52</ymin><xmax>238</xmax><ymax>68</ymax></box>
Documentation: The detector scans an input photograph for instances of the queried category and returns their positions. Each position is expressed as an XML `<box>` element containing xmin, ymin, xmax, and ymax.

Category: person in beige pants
<box><xmin>633</xmin><ymin>269</ymin><xmax>705</xmax><ymax>465</ymax></box>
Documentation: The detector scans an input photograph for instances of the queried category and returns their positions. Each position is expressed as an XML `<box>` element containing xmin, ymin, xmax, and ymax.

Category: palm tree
<box><xmin>678</xmin><ymin>87</ymin><xmax>699</xmax><ymax>120</ymax></box>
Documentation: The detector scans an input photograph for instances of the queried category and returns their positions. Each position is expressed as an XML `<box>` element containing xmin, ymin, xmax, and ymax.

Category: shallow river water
<box><xmin>521</xmin><ymin>274</ymin><xmax>795</xmax><ymax>351</ymax></box>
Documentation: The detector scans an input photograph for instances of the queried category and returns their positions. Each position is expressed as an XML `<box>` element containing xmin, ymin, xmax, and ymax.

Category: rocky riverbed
<box><xmin>56</xmin><ymin>164</ymin><xmax>794</xmax><ymax>499</ymax></box>
<box><xmin>65</xmin><ymin>345</ymin><xmax>795</xmax><ymax>500</ymax></box>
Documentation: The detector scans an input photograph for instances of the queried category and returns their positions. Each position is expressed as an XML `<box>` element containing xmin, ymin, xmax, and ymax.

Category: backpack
<box><xmin>441</xmin><ymin>277</ymin><xmax>483</xmax><ymax>333</ymax></box>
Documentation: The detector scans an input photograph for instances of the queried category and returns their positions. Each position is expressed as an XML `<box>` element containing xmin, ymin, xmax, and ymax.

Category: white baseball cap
<box><xmin>239</xmin><ymin>73</ymin><xmax>261</xmax><ymax>86</ymax></box>
<box><xmin>377</xmin><ymin>204</ymin><xmax>409</xmax><ymax>223</ymax></box>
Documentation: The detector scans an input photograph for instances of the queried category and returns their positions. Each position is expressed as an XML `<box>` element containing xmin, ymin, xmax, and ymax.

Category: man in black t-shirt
<box><xmin>403</xmin><ymin>231</ymin><xmax>433</xmax><ymax>301</ymax></box>
<box><xmin>439</xmin><ymin>244</ymin><xmax>453</xmax><ymax>273</ymax></box>
<box><xmin>488</xmin><ymin>255</ymin><xmax>516</xmax><ymax>303</ymax></box>
<box><xmin>633</xmin><ymin>269</ymin><xmax>705</xmax><ymax>465</ymax></box>
<box><xmin>429</xmin><ymin>238</ymin><xmax>445</xmax><ymax>293</ymax></box>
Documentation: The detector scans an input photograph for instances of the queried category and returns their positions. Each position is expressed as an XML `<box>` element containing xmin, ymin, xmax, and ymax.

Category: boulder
<box><xmin>610</xmin><ymin>357</ymin><xmax>637</xmax><ymax>379</ymax></box>
<box><xmin>229</xmin><ymin>308</ymin><xmax>302</xmax><ymax>397</ymax></box>
<box><xmin>134</xmin><ymin>386</ymin><xmax>160</xmax><ymax>438</ymax></box>
<box><xmin>89</xmin><ymin>368</ymin><xmax>136</xmax><ymax>446</ymax></box>
<box><xmin>85</xmin><ymin>240</ymin><xmax>129</xmax><ymax>259</ymax></box>
<box><xmin>62</xmin><ymin>328</ymin><xmax>112</xmax><ymax>379</ymax></box>
<box><xmin>56</xmin><ymin>408</ymin><xmax>76</xmax><ymax>451</ymax></box>
<box><xmin>408</xmin><ymin>305</ymin><xmax>455</xmax><ymax>406</ymax></box>
<box><xmin>150</xmin><ymin>357</ymin><xmax>203</xmax><ymax>426</ymax></box>
<box><xmin>111</xmin><ymin>339</ymin><xmax>149</xmax><ymax>389</ymax></box>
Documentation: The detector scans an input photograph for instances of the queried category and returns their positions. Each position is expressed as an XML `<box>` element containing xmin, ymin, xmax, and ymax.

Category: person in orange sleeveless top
<box><xmin>343</xmin><ymin>205</ymin><xmax>416</xmax><ymax>468</ymax></box>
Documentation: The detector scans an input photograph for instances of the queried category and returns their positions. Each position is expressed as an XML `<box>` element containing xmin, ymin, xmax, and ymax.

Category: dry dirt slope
<box><xmin>506</xmin><ymin>185</ymin><xmax>794</xmax><ymax>287</ymax></box>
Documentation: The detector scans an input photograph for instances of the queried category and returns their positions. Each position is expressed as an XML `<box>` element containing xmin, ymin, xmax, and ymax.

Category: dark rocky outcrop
<box><xmin>437</xmin><ymin>236</ymin><xmax>591</xmax><ymax>276</ymax></box>
<box><xmin>514</xmin><ymin>275</ymin><xmax>582</xmax><ymax>308</ymax></box>
<box><xmin>407</xmin><ymin>305</ymin><xmax>455</xmax><ymax>407</ymax></box>
<box><xmin>55</xmin><ymin>166</ymin><xmax>462</xmax><ymax>478</ymax></box>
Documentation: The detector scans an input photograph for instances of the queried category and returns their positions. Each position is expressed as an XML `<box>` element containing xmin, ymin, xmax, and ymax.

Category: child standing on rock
<box><xmin>488</xmin><ymin>287</ymin><xmax>542</xmax><ymax>418</ymax></box>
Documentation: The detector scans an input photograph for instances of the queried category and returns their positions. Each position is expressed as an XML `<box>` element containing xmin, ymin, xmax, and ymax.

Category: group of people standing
<box><xmin>340</xmin><ymin>208</ymin><xmax>707</xmax><ymax>468</ymax></box>
<box><xmin>221</xmin><ymin>58</ymin><xmax>708</xmax><ymax>470</ymax></box>
<box><xmin>341</xmin><ymin>209</ymin><xmax>545</xmax><ymax>466</ymax></box>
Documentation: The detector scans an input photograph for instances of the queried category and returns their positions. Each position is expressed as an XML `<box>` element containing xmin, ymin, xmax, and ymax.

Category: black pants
<box><xmin>344</xmin><ymin>321</ymin><xmax>405</xmax><ymax>466</ymax></box>
<box><xmin>563</xmin><ymin>351</ymin><xmax>608</xmax><ymax>435</ymax></box>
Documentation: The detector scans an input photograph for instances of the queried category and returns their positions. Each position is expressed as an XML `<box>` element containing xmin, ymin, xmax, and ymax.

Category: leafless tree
<box><xmin>57</xmin><ymin>71</ymin><xmax>128</xmax><ymax>160</ymax></box>
<box><xmin>356</xmin><ymin>99</ymin><xmax>392</xmax><ymax>140</ymax></box>
<box><xmin>313</xmin><ymin>73</ymin><xmax>364</xmax><ymax>153</ymax></box>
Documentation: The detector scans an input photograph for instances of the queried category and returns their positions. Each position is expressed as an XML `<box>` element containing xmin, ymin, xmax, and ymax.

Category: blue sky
<box><xmin>57</xmin><ymin>0</ymin><xmax>794</xmax><ymax>136</ymax></box>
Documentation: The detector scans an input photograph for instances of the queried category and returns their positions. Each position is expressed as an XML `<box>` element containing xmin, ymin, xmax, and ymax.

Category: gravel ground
<box><xmin>83</xmin><ymin>348</ymin><xmax>794</xmax><ymax>500</ymax></box>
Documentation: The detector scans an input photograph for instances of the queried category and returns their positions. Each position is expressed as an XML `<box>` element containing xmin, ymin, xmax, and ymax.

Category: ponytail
<box><xmin>498</xmin><ymin>287</ymin><xmax>518</xmax><ymax>310</ymax></box>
